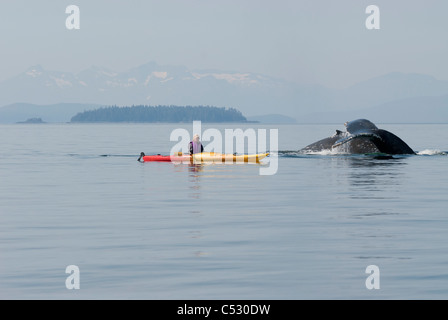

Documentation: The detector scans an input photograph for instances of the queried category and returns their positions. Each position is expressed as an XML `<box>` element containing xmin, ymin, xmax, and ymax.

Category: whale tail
<box><xmin>333</xmin><ymin>129</ymin><xmax>415</xmax><ymax>155</ymax></box>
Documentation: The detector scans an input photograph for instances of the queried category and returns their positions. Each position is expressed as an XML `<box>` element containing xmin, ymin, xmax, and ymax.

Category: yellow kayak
<box><xmin>187</xmin><ymin>152</ymin><xmax>268</xmax><ymax>163</ymax></box>
<box><xmin>139</xmin><ymin>152</ymin><xmax>269</xmax><ymax>163</ymax></box>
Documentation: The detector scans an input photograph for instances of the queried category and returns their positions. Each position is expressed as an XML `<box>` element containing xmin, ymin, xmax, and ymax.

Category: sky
<box><xmin>0</xmin><ymin>0</ymin><xmax>447</xmax><ymax>89</ymax></box>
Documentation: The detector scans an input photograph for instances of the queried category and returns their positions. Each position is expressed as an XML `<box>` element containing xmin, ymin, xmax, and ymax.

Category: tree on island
<box><xmin>70</xmin><ymin>105</ymin><xmax>248</xmax><ymax>123</ymax></box>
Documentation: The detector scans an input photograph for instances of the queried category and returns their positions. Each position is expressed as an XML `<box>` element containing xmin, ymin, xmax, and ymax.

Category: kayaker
<box><xmin>189</xmin><ymin>134</ymin><xmax>204</xmax><ymax>155</ymax></box>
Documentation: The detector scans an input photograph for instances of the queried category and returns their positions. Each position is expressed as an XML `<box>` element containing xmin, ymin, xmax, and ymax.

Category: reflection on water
<box><xmin>323</xmin><ymin>156</ymin><xmax>415</xmax><ymax>263</ymax></box>
<box><xmin>317</xmin><ymin>155</ymin><xmax>412</xmax><ymax>227</ymax></box>
<box><xmin>188</xmin><ymin>164</ymin><xmax>203</xmax><ymax>200</ymax></box>
<box><xmin>349</xmin><ymin>158</ymin><xmax>408</xmax><ymax>199</ymax></box>
<box><xmin>351</xmin><ymin>210</ymin><xmax>401</xmax><ymax>218</ymax></box>
<box><xmin>329</xmin><ymin>155</ymin><xmax>410</xmax><ymax>200</ymax></box>
<box><xmin>188</xmin><ymin>163</ymin><xmax>204</xmax><ymax>175</ymax></box>
<box><xmin>187</xmin><ymin>164</ymin><xmax>205</xmax><ymax>257</ymax></box>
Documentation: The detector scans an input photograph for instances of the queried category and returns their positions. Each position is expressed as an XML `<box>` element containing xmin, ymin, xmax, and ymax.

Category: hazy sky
<box><xmin>0</xmin><ymin>0</ymin><xmax>447</xmax><ymax>88</ymax></box>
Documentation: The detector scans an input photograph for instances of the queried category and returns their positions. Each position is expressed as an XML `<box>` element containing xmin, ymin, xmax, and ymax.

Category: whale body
<box><xmin>301</xmin><ymin>119</ymin><xmax>415</xmax><ymax>155</ymax></box>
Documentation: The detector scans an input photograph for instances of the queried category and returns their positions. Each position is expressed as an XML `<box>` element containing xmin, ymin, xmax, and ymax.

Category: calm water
<box><xmin>0</xmin><ymin>123</ymin><xmax>447</xmax><ymax>300</ymax></box>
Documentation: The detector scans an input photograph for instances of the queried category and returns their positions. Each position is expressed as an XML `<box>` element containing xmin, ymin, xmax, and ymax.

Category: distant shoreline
<box><xmin>9</xmin><ymin>122</ymin><xmax>448</xmax><ymax>126</ymax></box>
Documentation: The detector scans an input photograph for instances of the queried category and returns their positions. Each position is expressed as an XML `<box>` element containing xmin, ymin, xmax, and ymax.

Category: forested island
<box><xmin>17</xmin><ymin>117</ymin><xmax>46</xmax><ymax>124</ymax></box>
<box><xmin>70</xmin><ymin>105</ymin><xmax>248</xmax><ymax>123</ymax></box>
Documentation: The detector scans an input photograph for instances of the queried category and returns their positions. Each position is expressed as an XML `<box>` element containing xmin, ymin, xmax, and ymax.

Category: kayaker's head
<box><xmin>193</xmin><ymin>134</ymin><xmax>200</xmax><ymax>142</ymax></box>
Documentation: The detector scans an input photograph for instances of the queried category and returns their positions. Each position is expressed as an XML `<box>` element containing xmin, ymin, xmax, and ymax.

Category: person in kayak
<box><xmin>189</xmin><ymin>134</ymin><xmax>204</xmax><ymax>155</ymax></box>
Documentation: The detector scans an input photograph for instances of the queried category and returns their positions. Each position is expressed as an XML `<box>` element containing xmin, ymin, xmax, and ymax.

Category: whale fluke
<box><xmin>301</xmin><ymin>119</ymin><xmax>415</xmax><ymax>155</ymax></box>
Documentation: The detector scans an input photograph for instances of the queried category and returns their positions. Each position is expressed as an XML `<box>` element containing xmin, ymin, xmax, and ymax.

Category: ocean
<box><xmin>0</xmin><ymin>122</ymin><xmax>447</xmax><ymax>299</ymax></box>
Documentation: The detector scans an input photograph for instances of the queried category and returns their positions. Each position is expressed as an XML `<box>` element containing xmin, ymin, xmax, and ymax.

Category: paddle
<box><xmin>137</xmin><ymin>152</ymin><xmax>145</xmax><ymax>162</ymax></box>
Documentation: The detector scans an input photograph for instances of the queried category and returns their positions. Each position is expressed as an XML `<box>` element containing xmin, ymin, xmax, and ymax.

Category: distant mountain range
<box><xmin>0</xmin><ymin>61</ymin><xmax>447</xmax><ymax>123</ymax></box>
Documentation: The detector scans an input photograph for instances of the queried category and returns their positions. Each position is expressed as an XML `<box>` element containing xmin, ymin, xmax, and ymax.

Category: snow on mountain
<box><xmin>1</xmin><ymin>62</ymin><xmax>448</xmax><ymax>123</ymax></box>
<box><xmin>0</xmin><ymin>62</ymin><xmax>308</xmax><ymax>117</ymax></box>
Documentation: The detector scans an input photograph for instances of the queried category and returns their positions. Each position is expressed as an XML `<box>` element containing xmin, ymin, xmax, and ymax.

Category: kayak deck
<box><xmin>139</xmin><ymin>152</ymin><xmax>269</xmax><ymax>163</ymax></box>
<box><xmin>192</xmin><ymin>152</ymin><xmax>269</xmax><ymax>163</ymax></box>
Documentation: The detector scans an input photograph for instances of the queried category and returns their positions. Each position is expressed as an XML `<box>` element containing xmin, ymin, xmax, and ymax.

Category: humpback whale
<box><xmin>301</xmin><ymin>119</ymin><xmax>415</xmax><ymax>155</ymax></box>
